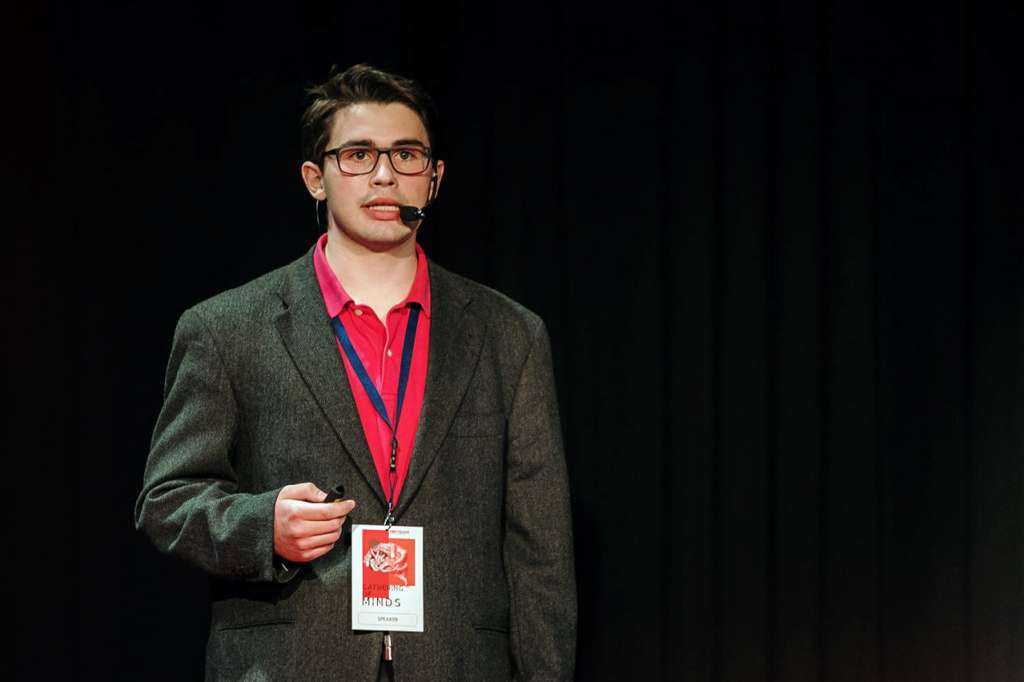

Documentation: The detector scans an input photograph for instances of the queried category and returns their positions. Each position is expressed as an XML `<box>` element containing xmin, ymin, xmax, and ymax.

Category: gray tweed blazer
<box><xmin>135</xmin><ymin>247</ymin><xmax>576</xmax><ymax>681</ymax></box>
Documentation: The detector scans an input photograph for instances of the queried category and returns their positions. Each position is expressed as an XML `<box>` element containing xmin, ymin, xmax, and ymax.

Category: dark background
<box><xmin>25</xmin><ymin>0</ymin><xmax>1023</xmax><ymax>679</ymax></box>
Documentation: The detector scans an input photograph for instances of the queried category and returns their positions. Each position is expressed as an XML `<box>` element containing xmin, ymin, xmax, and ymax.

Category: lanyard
<box><xmin>331</xmin><ymin>306</ymin><xmax>420</xmax><ymax>528</ymax></box>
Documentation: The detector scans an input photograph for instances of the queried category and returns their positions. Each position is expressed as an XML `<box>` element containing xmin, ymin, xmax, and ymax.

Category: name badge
<box><xmin>351</xmin><ymin>525</ymin><xmax>424</xmax><ymax>632</ymax></box>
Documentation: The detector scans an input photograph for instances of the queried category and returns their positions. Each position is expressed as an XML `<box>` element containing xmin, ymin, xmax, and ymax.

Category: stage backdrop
<box><xmin>38</xmin><ymin>1</ymin><xmax>1023</xmax><ymax>680</ymax></box>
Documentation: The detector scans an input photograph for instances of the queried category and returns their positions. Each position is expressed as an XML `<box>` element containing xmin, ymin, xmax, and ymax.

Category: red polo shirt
<box><xmin>312</xmin><ymin>234</ymin><xmax>431</xmax><ymax>508</ymax></box>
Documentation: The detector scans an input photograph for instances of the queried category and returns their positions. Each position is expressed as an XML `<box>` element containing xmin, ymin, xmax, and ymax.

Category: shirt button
<box><xmin>354</xmin><ymin>309</ymin><xmax>363</xmax><ymax>316</ymax></box>
<box><xmin>387</xmin><ymin>349</ymin><xmax>393</xmax><ymax>357</ymax></box>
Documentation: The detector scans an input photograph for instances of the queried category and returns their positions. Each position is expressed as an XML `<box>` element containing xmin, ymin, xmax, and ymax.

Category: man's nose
<box><xmin>370</xmin><ymin>152</ymin><xmax>398</xmax><ymax>186</ymax></box>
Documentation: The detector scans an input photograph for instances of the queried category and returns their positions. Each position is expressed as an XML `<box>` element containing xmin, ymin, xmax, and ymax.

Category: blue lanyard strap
<box><xmin>331</xmin><ymin>306</ymin><xmax>421</xmax><ymax>522</ymax></box>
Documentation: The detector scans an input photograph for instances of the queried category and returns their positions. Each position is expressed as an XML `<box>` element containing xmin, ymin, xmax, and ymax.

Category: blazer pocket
<box><xmin>469</xmin><ymin>625</ymin><xmax>514</xmax><ymax>681</ymax></box>
<box><xmin>217</xmin><ymin>617</ymin><xmax>296</xmax><ymax>632</ymax></box>
<box><xmin>472</xmin><ymin>624</ymin><xmax>510</xmax><ymax>636</ymax></box>
<box><xmin>448</xmin><ymin>412</ymin><xmax>506</xmax><ymax>438</ymax></box>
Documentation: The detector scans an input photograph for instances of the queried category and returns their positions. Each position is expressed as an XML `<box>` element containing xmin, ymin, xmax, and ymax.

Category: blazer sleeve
<box><xmin>134</xmin><ymin>307</ymin><xmax>296</xmax><ymax>583</ymax></box>
<box><xmin>504</xmin><ymin>320</ymin><xmax>578</xmax><ymax>680</ymax></box>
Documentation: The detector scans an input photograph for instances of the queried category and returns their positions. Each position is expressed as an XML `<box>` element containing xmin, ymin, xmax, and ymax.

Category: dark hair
<box><xmin>301</xmin><ymin>64</ymin><xmax>439</xmax><ymax>167</ymax></box>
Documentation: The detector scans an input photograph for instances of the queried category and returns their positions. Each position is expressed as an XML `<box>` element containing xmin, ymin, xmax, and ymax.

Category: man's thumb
<box><xmin>279</xmin><ymin>482</ymin><xmax>326</xmax><ymax>502</ymax></box>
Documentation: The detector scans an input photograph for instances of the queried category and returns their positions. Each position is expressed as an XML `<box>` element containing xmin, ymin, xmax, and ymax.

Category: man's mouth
<box><xmin>364</xmin><ymin>199</ymin><xmax>403</xmax><ymax>220</ymax></box>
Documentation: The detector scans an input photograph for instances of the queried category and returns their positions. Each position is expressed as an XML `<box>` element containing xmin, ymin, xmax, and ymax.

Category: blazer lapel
<box><xmin>272</xmin><ymin>249</ymin><xmax>386</xmax><ymax>507</ymax></box>
<box><xmin>397</xmin><ymin>263</ymin><xmax>486</xmax><ymax>517</ymax></box>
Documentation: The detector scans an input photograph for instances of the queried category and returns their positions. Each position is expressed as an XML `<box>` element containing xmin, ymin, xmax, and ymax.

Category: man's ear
<box><xmin>301</xmin><ymin>161</ymin><xmax>326</xmax><ymax>199</ymax></box>
<box><xmin>430</xmin><ymin>159</ymin><xmax>445</xmax><ymax>202</ymax></box>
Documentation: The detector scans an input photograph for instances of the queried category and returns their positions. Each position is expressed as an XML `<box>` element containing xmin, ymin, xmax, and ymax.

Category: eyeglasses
<box><xmin>323</xmin><ymin>144</ymin><xmax>433</xmax><ymax>176</ymax></box>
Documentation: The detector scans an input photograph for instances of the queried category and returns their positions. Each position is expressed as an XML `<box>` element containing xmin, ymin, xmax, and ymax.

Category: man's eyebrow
<box><xmin>334</xmin><ymin>139</ymin><xmax>374</xmax><ymax>149</ymax></box>
<box><xmin>332</xmin><ymin>138</ymin><xmax>429</xmax><ymax>149</ymax></box>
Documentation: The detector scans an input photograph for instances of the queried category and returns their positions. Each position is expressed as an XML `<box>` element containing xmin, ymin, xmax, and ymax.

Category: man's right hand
<box><xmin>274</xmin><ymin>483</ymin><xmax>356</xmax><ymax>563</ymax></box>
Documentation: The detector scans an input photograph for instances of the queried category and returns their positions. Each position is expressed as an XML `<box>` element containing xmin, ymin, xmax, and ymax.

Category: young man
<box><xmin>135</xmin><ymin>64</ymin><xmax>577</xmax><ymax>680</ymax></box>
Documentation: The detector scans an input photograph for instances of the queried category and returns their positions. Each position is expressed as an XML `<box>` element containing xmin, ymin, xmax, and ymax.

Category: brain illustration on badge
<box><xmin>364</xmin><ymin>542</ymin><xmax>410</xmax><ymax>585</ymax></box>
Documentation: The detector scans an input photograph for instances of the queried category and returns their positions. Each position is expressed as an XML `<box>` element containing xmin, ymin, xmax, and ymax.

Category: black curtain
<box><xmin>37</xmin><ymin>1</ymin><xmax>1022</xmax><ymax>680</ymax></box>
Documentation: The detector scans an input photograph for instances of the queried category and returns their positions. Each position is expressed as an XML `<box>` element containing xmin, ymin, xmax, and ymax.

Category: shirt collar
<box><xmin>312</xmin><ymin>232</ymin><xmax>431</xmax><ymax>320</ymax></box>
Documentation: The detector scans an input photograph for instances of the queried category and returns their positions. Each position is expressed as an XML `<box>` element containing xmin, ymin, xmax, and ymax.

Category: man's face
<box><xmin>310</xmin><ymin>102</ymin><xmax>442</xmax><ymax>251</ymax></box>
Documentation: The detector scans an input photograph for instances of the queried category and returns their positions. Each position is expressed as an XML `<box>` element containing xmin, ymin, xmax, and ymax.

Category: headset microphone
<box><xmin>398</xmin><ymin>172</ymin><xmax>438</xmax><ymax>225</ymax></box>
<box><xmin>399</xmin><ymin>205</ymin><xmax>426</xmax><ymax>222</ymax></box>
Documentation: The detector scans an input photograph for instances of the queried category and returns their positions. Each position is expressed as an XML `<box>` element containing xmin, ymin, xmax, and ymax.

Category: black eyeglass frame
<box><xmin>322</xmin><ymin>144</ymin><xmax>435</xmax><ymax>177</ymax></box>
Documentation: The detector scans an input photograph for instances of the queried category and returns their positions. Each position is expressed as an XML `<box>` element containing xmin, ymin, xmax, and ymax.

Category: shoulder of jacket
<box><xmin>431</xmin><ymin>262</ymin><xmax>545</xmax><ymax>334</ymax></box>
<box><xmin>182</xmin><ymin>252</ymin><xmax>305</xmax><ymax>328</ymax></box>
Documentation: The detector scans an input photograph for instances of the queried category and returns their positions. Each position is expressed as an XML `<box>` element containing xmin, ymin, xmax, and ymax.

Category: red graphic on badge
<box><xmin>362</xmin><ymin>529</ymin><xmax>416</xmax><ymax>598</ymax></box>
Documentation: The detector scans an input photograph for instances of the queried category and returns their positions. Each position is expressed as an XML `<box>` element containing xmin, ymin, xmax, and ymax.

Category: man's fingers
<box><xmin>289</xmin><ymin>517</ymin><xmax>345</xmax><ymax>538</ymax></box>
<box><xmin>274</xmin><ymin>485</ymin><xmax>354</xmax><ymax>563</ymax></box>
<box><xmin>299</xmin><ymin>544</ymin><xmax>336</xmax><ymax>562</ymax></box>
<box><xmin>278</xmin><ymin>482</ymin><xmax>327</xmax><ymax>503</ymax></box>
<box><xmin>296</xmin><ymin>529</ymin><xmax>344</xmax><ymax>552</ymax></box>
<box><xmin>283</xmin><ymin>498</ymin><xmax>355</xmax><ymax>520</ymax></box>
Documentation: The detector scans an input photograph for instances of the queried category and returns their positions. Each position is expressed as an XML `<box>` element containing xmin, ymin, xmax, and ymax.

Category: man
<box><xmin>135</xmin><ymin>64</ymin><xmax>576</xmax><ymax>680</ymax></box>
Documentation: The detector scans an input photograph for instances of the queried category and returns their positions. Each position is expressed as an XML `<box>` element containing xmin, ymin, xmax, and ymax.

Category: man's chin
<box><xmin>337</xmin><ymin>223</ymin><xmax>418</xmax><ymax>253</ymax></box>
